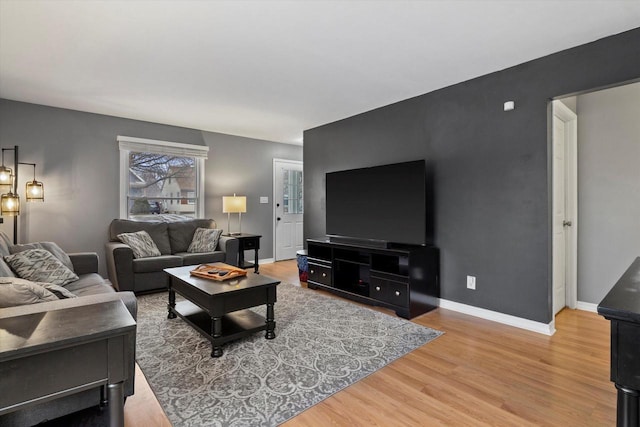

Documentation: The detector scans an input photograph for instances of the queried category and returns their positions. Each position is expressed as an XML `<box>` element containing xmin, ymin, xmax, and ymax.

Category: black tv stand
<box><xmin>306</xmin><ymin>238</ymin><xmax>439</xmax><ymax>319</ymax></box>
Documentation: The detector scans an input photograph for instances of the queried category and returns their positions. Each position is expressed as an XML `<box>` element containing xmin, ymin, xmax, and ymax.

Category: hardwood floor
<box><xmin>125</xmin><ymin>260</ymin><xmax>616</xmax><ymax>426</ymax></box>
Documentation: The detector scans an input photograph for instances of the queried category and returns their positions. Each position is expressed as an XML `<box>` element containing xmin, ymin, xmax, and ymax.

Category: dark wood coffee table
<box><xmin>164</xmin><ymin>264</ymin><xmax>279</xmax><ymax>357</ymax></box>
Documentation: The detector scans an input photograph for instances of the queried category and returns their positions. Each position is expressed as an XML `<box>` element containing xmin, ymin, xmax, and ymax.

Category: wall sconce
<box><xmin>222</xmin><ymin>193</ymin><xmax>247</xmax><ymax>235</ymax></box>
<box><xmin>0</xmin><ymin>149</ymin><xmax>13</xmax><ymax>191</ymax></box>
<box><xmin>0</xmin><ymin>146</ymin><xmax>45</xmax><ymax>243</ymax></box>
<box><xmin>0</xmin><ymin>190</ymin><xmax>20</xmax><ymax>216</ymax></box>
<box><xmin>23</xmin><ymin>163</ymin><xmax>44</xmax><ymax>202</ymax></box>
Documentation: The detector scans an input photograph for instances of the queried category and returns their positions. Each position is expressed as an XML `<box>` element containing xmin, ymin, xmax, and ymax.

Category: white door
<box><xmin>552</xmin><ymin>116</ymin><xmax>567</xmax><ymax>315</ymax></box>
<box><xmin>552</xmin><ymin>100</ymin><xmax>578</xmax><ymax>316</ymax></box>
<box><xmin>274</xmin><ymin>159</ymin><xmax>304</xmax><ymax>261</ymax></box>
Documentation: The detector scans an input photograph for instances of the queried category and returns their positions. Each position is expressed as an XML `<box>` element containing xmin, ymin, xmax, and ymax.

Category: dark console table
<box><xmin>0</xmin><ymin>300</ymin><xmax>136</xmax><ymax>427</ymax></box>
<box><xmin>306</xmin><ymin>238</ymin><xmax>439</xmax><ymax>319</ymax></box>
<box><xmin>598</xmin><ymin>257</ymin><xmax>640</xmax><ymax>427</ymax></box>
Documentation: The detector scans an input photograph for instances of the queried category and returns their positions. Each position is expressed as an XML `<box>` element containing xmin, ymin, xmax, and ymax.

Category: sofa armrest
<box><xmin>68</xmin><ymin>252</ymin><xmax>99</xmax><ymax>275</ymax></box>
<box><xmin>219</xmin><ymin>236</ymin><xmax>239</xmax><ymax>266</ymax></box>
<box><xmin>105</xmin><ymin>242</ymin><xmax>135</xmax><ymax>292</ymax></box>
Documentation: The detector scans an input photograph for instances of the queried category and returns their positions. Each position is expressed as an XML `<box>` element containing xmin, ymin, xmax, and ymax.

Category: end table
<box><xmin>0</xmin><ymin>300</ymin><xmax>136</xmax><ymax>426</ymax></box>
<box><xmin>225</xmin><ymin>233</ymin><xmax>261</xmax><ymax>273</ymax></box>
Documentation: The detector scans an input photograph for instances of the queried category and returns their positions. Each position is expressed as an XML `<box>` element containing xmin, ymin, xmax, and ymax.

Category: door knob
<box><xmin>277</xmin><ymin>217</ymin><xmax>281</xmax><ymax>221</ymax></box>
<box><xmin>563</xmin><ymin>220</ymin><xmax>572</xmax><ymax>227</ymax></box>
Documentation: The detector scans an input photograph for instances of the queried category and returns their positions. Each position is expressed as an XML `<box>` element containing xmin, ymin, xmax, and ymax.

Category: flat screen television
<box><xmin>326</xmin><ymin>160</ymin><xmax>429</xmax><ymax>247</ymax></box>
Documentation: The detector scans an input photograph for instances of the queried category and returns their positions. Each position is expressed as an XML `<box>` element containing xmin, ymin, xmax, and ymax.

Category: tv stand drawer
<box><xmin>309</xmin><ymin>263</ymin><xmax>332</xmax><ymax>286</ymax></box>
<box><xmin>371</xmin><ymin>277</ymin><xmax>408</xmax><ymax>308</ymax></box>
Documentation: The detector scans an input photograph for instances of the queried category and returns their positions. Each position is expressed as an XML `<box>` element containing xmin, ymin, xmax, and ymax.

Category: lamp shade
<box><xmin>222</xmin><ymin>195</ymin><xmax>247</xmax><ymax>213</ymax></box>
<box><xmin>1</xmin><ymin>191</ymin><xmax>20</xmax><ymax>216</ymax></box>
<box><xmin>26</xmin><ymin>180</ymin><xmax>44</xmax><ymax>202</ymax></box>
<box><xmin>0</xmin><ymin>166</ymin><xmax>12</xmax><ymax>189</ymax></box>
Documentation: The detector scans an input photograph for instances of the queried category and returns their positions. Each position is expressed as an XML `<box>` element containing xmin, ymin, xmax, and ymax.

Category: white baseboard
<box><xmin>258</xmin><ymin>258</ymin><xmax>275</xmax><ymax>265</ymax></box>
<box><xmin>438</xmin><ymin>298</ymin><xmax>556</xmax><ymax>336</ymax></box>
<box><xmin>576</xmin><ymin>301</ymin><xmax>598</xmax><ymax>313</ymax></box>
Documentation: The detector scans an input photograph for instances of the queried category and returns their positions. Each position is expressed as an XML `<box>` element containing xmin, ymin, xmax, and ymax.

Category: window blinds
<box><xmin>117</xmin><ymin>135</ymin><xmax>209</xmax><ymax>159</ymax></box>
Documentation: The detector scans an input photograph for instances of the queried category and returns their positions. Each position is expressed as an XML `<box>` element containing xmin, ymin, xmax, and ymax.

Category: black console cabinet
<box><xmin>598</xmin><ymin>257</ymin><xmax>640</xmax><ymax>427</ymax></box>
<box><xmin>306</xmin><ymin>238</ymin><xmax>439</xmax><ymax>319</ymax></box>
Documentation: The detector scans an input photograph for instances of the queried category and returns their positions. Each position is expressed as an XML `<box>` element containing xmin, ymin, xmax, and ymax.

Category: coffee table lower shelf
<box><xmin>171</xmin><ymin>300</ymin><xmax>269</xmax><ymax>356</ymax></box>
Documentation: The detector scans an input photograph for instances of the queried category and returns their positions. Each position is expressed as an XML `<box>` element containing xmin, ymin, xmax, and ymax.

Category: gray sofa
<box><xmin>105</xmin><ymin>218</ymin><xmax>239</xmax><ymax>293</ymax></box>
<box><xmin>0</xmin><ymin>232</ymin><xmax>137</xmax><ymax>427</ymax></box>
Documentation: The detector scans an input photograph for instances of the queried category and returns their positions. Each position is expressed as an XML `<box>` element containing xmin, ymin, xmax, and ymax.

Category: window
<box><xmin>283</xmin><ymin>169</ymin><xmax>303</xmax><ymax>214</ymax></box>
<box><xmin>118</xmin><ymin>136</ymin><xmax>208</xmax><ymax>219</ymax></box>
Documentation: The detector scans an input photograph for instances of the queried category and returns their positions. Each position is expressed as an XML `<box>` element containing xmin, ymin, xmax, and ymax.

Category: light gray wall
<box><xmin>201</xmin><ymin>131</ymin><xmax>302</xmax><ymax>261</ymax></box>
<box><xmin>0</xmin><ymin>99</ymin><xmax>301</xmax><ymax>276</ymax></box>
<box><xmin>577</xmin><ymin>82</ymin><xmax>640</xmax><ymax>303</ymax></box>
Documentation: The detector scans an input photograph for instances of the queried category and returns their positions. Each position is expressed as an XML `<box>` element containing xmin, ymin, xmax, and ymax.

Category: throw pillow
<box><xmin>10</xmin><ymin>241</ymin><xmax>75</xmax><ymax>271</ymax></box>
<box><xmin>0</xmin><ymin>277</ymin><xmax>77</xmax><ymax>308</ymax></box>
<box><xmin>41</xmin><ymin>282</ymin><xmax>77</xmax><ymax>300</ymax></box>
<box><xmin>117</xmin><ymin>230</ymin><xmax>162</xmax><ymax>258</ymax></box>
<box><xmin>4</xmin><ymin>249</ymin><xmax>79</xmax><ymax>287</ymax></box>
<box><xmin>187</xmin><ymin>228</ymin><xmax>223</xmax><ymax>253</ymax></box>
<box><xmin>0</xmin><ymin>258</ymin><xmax>15</xmax><ymax>277</ymax></box>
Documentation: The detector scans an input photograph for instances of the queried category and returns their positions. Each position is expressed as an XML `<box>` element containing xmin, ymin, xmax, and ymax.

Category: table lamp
<box><xmin>222</xmin><ymin>194</ymin><xmax>246</xmax><ymax>235</ymax></box>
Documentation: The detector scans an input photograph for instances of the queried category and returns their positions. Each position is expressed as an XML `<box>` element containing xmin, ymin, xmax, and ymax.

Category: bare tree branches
<box><xmin>129</xmin><ymin>153</ymin><xmax>195</xmax><ymax>191</ymax></box>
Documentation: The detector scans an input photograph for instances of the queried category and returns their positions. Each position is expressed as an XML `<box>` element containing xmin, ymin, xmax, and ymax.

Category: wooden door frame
<box><xmin>272</xmin><ymin>158</ymin><xmax>304</xmax><ymax>261</ymax></box>
<box><xmin>551</xmin><ymin>100</ymin><xmax>578</xmax><ymax>312</ymax></box>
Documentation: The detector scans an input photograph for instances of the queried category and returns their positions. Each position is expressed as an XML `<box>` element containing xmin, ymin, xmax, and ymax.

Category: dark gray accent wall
<box><xmin>0</xmin><ymin>99</ymin><xmax>301</xmax><ymax>276</ymax></box>
<box><xmin>201</xmin><ymin>131</ymin><xmax>302</xmax><ymax>260</ymax></box>
<box><xmin>304</xmin><ymin>28</ymin><xmax>640</xmax><ymax>324</ymax></box>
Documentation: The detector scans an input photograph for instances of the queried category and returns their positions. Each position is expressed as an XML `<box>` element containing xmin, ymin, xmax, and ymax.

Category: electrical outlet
<box><xmin>467</xmin><ymin>275</ymin><xmax>476</xmax><ymax>290</ymax></box>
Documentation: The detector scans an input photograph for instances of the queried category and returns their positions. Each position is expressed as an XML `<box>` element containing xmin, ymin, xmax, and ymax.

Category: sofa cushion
<box><xmin>188</xmin><ymin>228</ymin><xmax>223</xmax><ymax>253</ymax></box>
<box><xmin>63</xmin><ymin>273</ymin><xmax>115</xmax><ymax>296</ymax></box>
<box><xmin>0</xmin><ymin>277</ymin><xmax>76</xmax><ymax>308</ymax></box>
<box><xmin>68</xmin><ymin>282</ymin><xmax>114</xmax><ymax>297</ymax></box>
<box><xmin>132</xmin><ymin>255</ymin><xmax>182</xmax><ymax>273</ymax></box>
<box><xmin>10</xmin><ymin>241</ymin><xmax>75</xmax><ymax>271</ymax></box>
<box><xmin>40</xmin><ymin>283</ymin><xmax>77</xmax><ymax>300</ymax></box>
<box><xmin>168</xmin><ymin>219</ymin><xmax>216</xmax><ymax>253</ymax></box>
<box><xmin>117</xmin><ymin>231</ymin><xmax>162</xmax><ymax>259</ymax></box>
<box><xmin>110</xmin><ymin>219</ymin><xmax>172</xmax><ymax>255</ymax></box>
<box><xmin>4</xmin><ymin>249</ymin><xmax>79</xmax><ymax>287</ymax></box>
<box><xmin>177</xmin><ymin>251</ymin><xmax>226</xmax><ymax>266</ymax></box>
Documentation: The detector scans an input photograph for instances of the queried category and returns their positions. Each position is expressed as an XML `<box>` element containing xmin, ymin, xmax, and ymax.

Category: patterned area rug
<box><xmin>136</xmin><ymin>283</ymin><xmax>443</xmax><ymax>426</ymax></box>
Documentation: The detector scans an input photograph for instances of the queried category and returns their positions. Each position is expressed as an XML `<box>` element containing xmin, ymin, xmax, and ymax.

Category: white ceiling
<box><xmin>1</xmin><ymin>1</ymin><xmax>639</xmax><ymax>145</ymax></box>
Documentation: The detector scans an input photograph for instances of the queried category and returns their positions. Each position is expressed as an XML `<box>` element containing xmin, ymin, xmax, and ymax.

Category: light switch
<box><xmin>260</xmin><ymin>197</ymin><xmax>269</xmax><ymax>204</ymax></box>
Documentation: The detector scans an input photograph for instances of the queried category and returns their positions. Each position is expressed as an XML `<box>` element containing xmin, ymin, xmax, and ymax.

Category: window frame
<box><xmin>118</xmin><ymin>135</ymin><xmax>208</xmax><ymax>219</ymax></box>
